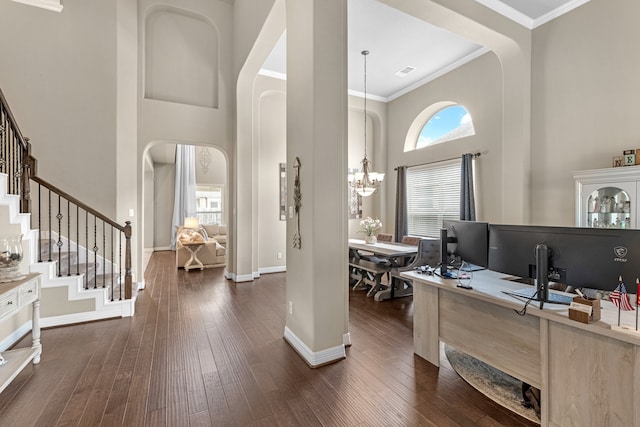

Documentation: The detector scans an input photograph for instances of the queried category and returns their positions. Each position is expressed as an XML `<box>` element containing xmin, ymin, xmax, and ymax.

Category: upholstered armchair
<box><xmin>390</xmin><ymin>237</ymin><xmax>441</xmax><ymax>295</ymax></box>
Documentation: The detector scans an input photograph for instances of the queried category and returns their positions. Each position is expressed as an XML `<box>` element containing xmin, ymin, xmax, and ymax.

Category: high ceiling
<box><xmin>259</xmin><ymin>0</ymin><xmax>590</xmax><ymax>101</ymax></box>
<box><xmin>150</xmin><ymin>0</ymin><xmax>588</xmax><ymax>164</ymax></box>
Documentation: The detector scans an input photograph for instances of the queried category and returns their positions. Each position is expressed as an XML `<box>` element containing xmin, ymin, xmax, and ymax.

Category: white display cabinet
<box><xmin>573</xmin><ymin>165</ymin><xmax>640</xmax><ymax>228</ymax></box>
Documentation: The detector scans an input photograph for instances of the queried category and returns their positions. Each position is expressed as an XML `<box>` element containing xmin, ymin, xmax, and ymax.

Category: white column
<box><xmin>283</xmin><ymin>0</ymin><xmax>350</xmax><ymax>366</ymax></box>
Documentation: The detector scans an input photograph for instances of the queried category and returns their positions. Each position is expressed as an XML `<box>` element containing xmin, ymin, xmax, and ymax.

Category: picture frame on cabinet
<box><xmin>613</xmin><ymin>156</ymin><xmax>624</xmax><ymax>167</ymax></box>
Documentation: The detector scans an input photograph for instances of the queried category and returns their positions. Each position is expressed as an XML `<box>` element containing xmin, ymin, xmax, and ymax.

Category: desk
<box><xmin>183</xmin><ymin>242</ymin><xmax>205</xmax><ymax>271</ymax></box>
<box><xmin>405</xmin><ymin>269</ymin><xmax>640</xmax><ymax>426</ymax></box>
<box><xmin>349</xmin><ymin>239</ymin><xmax>417</xmax><ymax>301</ymax></box>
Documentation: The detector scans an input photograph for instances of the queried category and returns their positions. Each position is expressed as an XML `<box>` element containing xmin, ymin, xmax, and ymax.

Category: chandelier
<box><xmin>348</xmin><ymin>50</ymin><xmax>384</xmax><ymax>197</ymax></box>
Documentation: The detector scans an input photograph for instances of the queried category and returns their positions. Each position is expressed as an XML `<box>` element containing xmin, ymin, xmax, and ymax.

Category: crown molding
<box><xmin>11</xmin><ymin>0</ymin><xmax>62</xmax><ymax>12</ymax></box>
<box><xmin>474</xmin><ymin>0</ymin><xmax>590</xmax><ymax>29</ymax></box>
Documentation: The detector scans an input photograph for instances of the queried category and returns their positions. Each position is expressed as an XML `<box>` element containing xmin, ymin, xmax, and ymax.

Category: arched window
<box><xmin>417</xmin><ymin>105</ymin><xmax>475</xmax><ymax>149</ymax></box>
<box><xmin>404</xmin><ymin>103</ymin><xmax>475</xmax><ymax>152</ymax></box>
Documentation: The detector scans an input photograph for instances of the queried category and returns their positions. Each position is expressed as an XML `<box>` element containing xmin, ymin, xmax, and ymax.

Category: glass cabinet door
<box><xmin>585</xmin><ymin>186</ymin><xmax>631</xmax><ymax>228</ymax></box>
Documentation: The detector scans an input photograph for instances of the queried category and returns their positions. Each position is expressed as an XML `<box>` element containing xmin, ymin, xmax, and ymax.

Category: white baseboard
<box><xmin>40</xmin><ymin>301</ymin><xmax>135</xmax><ymax>328</ymax></box>
<box><xmin>259</xmin><ymin>266</ymin><xmax>286</xmax><ymax>274</ymax></box>
<box><xmin>343</xmin><ymin>332</ymin><xmax>352</xmax><ymax>347</ymax></box>
<box><xmin>225</xmin><ymin>271</ymin><xmax>257</xmax><ymax>282</ymax></box>
<box><xmin>283</xmin><ymin>326</ymin><xmax>346</xmax><ymax>367</ymax></box>
<box><xmin>154</xmin><ymin>246</ymin><xmax>172</xmax><ymax>252</ymax></box>
<box><xmin>0</xmin><ymin>322</ymin><xmax>31</xmax><ymax>351</ymax></box>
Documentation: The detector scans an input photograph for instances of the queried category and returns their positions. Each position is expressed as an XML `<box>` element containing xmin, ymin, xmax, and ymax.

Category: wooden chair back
<box><xmin>401</xmin><ymin>235</ymin><xmax>421</xmax><ymax>246</ymax></box>
<box><xmin>376</xmin><ymin>233</ymin><xmax>393</xmax><ymax>242</ymax></box>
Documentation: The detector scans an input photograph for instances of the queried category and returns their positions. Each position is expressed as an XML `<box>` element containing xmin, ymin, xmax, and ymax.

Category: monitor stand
<box><xmin>535</xmin><ymin>243</ymin><xmax>549</xmax><ymax>309</ymax></box>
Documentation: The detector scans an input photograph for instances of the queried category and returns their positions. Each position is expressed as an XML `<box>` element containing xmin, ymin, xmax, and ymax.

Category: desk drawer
<box><xmin>19</xmin><ymin>280</ymin><xmax>38</xmax><ymax>304</ymax></box>
<box><xmin>0</xmin><ymin>290</ymin><xmax>19</xmax><ymax>319</ymax></box>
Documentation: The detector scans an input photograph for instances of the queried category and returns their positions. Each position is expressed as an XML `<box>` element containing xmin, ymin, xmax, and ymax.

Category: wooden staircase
<box><xmin>0</xmin><ymin>173</ymin><xmax>135</xmax><ymax>352</ymax></box>
<box><xmin>0</xmin><ymin>87</ymin><xmax>136</xmax><ymax>349</ymax></box>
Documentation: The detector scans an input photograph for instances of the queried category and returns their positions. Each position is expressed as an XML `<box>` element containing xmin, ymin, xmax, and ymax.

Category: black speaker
<box><xmin>440</xmin><ymin>228</ymin><xmax>448</xmax><ymax>275</ymax></box>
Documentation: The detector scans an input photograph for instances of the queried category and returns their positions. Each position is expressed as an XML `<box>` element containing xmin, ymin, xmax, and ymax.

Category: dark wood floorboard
<box><xmin>0</xmin><ymin>251</ymin><xmax>537</xmax><ymax>426</ymax></box>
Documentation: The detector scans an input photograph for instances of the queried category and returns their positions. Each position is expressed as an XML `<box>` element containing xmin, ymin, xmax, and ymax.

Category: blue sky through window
<box><xmin>417</xmin><ymin>105</ymin><xmax>474</xmax><ymax>148</ymax></box>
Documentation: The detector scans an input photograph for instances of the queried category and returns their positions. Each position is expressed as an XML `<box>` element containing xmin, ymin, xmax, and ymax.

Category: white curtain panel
<box><xmin>170</xmin><ymin>144</ymin><xmax>197</xmax><ymax>249</ymax></box>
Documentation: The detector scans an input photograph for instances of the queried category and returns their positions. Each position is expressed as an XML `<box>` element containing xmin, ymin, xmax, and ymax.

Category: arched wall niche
<box><xmin>144</xmin><ymin>5</ymin><xmax>219</xmax><ymax>108</ymax></box>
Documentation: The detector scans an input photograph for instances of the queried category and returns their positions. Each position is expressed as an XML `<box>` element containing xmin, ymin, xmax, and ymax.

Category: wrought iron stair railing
<box><xmin>0</xmin><ymin>86</ymin><xmax>133</xmax><ymax>300</ymax></box>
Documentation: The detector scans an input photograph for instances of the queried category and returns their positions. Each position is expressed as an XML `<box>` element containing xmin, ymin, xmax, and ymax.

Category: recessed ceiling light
<box><xmin>395</xmin><ymin>66</ymin><xmax>416</xmax><ymax>77</ymax></box>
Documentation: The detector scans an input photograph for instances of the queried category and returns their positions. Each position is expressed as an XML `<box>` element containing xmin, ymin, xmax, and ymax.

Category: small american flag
<box><xmin>610</xmin><ymin>280</ymin><xmax>635</xmax><ymax>311</ymax></box>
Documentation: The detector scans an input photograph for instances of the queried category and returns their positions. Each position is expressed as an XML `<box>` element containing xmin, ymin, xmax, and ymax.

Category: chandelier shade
<box><xmin>348</xmin><ymin>50</ymin><xmax>384</xmax><ymax>197</ymax></box>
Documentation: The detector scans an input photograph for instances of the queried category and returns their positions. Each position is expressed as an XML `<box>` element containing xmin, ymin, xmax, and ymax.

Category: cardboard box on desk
<box><xmin>568</xmin><ymin>296</ymin><xmax>601</xmax><ymax>324</ymax></box>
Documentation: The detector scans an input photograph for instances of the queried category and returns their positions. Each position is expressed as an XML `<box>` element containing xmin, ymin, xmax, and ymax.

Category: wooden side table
<box><xmin>183</xmin><ymin>242</ymin><xmax>205</xmax><ymax>271</ymax></box>
<box><xmin>0</xmin><ymin>273</ymin><xmax>41</xmax><ymax>394</ymax></box>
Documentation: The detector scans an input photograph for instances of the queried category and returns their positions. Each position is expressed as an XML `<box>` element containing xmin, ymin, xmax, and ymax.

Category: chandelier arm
<box><xmin>350</xmin><ymin>50</ymin><xmax>384</xmax><ymax>197</ymax></box>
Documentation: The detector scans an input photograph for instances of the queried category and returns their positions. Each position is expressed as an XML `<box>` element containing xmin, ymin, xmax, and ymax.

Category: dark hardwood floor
<box><xmin>0</xmin><ymin>251</ymin><xmax>536</xmax><ymax>426</ymax></box>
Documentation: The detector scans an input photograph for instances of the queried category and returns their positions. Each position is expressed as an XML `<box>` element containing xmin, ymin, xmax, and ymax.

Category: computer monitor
<box><xmin>442</xmin><ymin>219</ymin><xmax>489</xmax><ymax>269</ymax></box>
<box><xmin>488</xmin><ymin>224</ymin><xmax>640</xmax><ymax>292</ymax></box>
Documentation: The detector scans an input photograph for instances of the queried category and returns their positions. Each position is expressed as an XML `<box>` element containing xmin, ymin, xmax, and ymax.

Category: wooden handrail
<box><xmin>0</xmin><ymin>87</ymin><xmax>28</xmax><ymax>150</ymax></box>
<box><xmin>30</xmin><ymin>174</ymin><xmax>127</xmax><ymax>233</ymax></box>
<box><xmin>1</xmin><ymin>85</ymin><xmax>133</xmax><ymax>301</ymax></box>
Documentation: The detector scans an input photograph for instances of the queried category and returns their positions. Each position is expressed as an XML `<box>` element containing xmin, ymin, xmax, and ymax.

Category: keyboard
<box><xmin>459</xmin><ymin>263</ymin><xmax>485</xmax><ymax>272</ymax></box>
<box><xmin>507</xmin><ymin>287</ymin><xmax>573</xmax><ymax>305</ymax></box>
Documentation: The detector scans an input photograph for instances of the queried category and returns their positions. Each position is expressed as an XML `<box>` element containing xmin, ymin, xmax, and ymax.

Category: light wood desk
<box><xmin>404</xmin><ymin>269</ymin><xmax>640</xmax><ymax>426</ymax></box>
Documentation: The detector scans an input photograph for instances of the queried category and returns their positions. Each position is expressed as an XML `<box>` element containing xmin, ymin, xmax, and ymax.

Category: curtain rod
<box><xmin>394</xmin><ymin>152</ymin><xmax>481</xmax><ymax>171</ymax></box>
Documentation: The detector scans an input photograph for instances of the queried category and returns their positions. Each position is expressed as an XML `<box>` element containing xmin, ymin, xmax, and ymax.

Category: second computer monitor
<box><xmin>442</xmin><ymin>219</ymin><xmax>490</xmax><ymax>268</ymax></box>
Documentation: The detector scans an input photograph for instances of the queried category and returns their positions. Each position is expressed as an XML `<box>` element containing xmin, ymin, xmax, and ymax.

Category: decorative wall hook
<box><xmin>293</xmin><ymin>157</ymin><xmax>302</xmax><ymax>249</ymax></box>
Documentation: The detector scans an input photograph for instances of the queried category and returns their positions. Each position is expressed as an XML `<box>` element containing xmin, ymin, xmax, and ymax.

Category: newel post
<box><xmin>20</xmin><ymin>138</ymin><xmax>31</xmax><ymax>214</ymax></box>
<box><xmin>124</xmin><ymin>221</ymin><xmax>133</xmax><ymax>299</ymax></box>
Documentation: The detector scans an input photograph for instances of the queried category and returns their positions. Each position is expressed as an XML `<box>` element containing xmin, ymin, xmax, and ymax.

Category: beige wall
<box><xmin>386</xmin><ymin>51</ymin><xmax>504</xmax><ymax>226</ymax></box>
<box><xmin>2</xmin><ymin>0</ymin><xmax>639</xmax><ymax>358</ymax></box>
<box><xmin>255</xmin><ymin>76</ymin><xmax>287</xmax><ymax>272</ymax></box>
<box><xmin>0</xmin><ymin>0</ymin><xmax>117</xmax><ymax>217</ymax></box>
<box><xmin>531</xmin><ymin>0</ymin><xmax>640</xmax><ymax>226</ymax></box>
<box><xmin>152</xmin><ymin>163</ymin><xmax>176</xmax><ymax>249</ymax></box>
<box><xmin>347</xmin><ymin>98</ymin><xmax>388</xmax><ymax>237</ymax></box>
<box><xmin>251</xmin><ymin>74</ymin><xmax>390</xmax><ymax>257</ymax></box>
<box><xmin>195</xmin><ymin>147</ymin><xmax>227</xmax><ymax>187</ymax></box>
<box><xmin>138</xmin><ymin>0</ymin><xmax>234</xmax><ymax>271</ymax></box>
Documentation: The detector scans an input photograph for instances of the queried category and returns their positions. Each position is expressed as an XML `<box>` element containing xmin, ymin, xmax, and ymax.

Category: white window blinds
<box><xmin>406</xmin><ymin>159</ymin><xmax>460</xmax><ymax>238</ymax></box>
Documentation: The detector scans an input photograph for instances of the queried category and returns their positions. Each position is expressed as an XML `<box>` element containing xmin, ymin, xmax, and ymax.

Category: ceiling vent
<box><xmin>395</xmin><ymin>66</ymin><xmax>416</xmax><ymax>77</ymax></box>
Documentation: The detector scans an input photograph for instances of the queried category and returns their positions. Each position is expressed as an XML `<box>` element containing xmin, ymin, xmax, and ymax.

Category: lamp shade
<box><xmin>184</xmin><ymin>217</ymin><xmax>199</xmax><ymax>229</ymax></box>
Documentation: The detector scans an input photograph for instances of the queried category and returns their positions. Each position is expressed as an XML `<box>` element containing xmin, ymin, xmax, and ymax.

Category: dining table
<box><xmin>348</xmin><ymin>238</ymin><xmax>418</xmax><ymax>301</ymax></box>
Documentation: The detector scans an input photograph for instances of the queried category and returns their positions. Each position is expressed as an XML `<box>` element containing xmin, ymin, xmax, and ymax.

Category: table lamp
<box><xmin>184</xmin><ymin>217</ymin><xmax>199</xmax><ymax>230</ymax></box>
<box><xmin>180</xmin><ymin>217</ymin><xmax>203</xmax><ymax>243</ymax></box>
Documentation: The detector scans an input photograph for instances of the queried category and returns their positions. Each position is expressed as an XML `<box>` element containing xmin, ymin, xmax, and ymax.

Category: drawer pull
<box><xmin>7</xmin><ymin>301</ymin><xmax>12</xmax><ymax>305</ymax></box>
<box><xmin>28</xmin><ymin>290</ymin><xmax>33</xmax><ymax>293</ymax></box>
